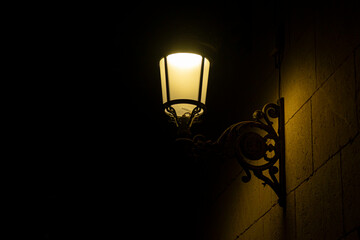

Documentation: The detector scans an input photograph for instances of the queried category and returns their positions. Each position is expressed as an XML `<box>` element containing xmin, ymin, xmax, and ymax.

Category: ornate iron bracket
<box><xmin>178</xmin><ymin>98</ymin><xmax>286</xmax><ymax>207</ymax></box>
<box><xmin>217</xmin><ymin>98</ymin><xmax>285</xmax><ymax>206</ymax></box>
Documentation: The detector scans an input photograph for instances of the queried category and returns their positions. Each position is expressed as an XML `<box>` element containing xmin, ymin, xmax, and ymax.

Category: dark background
<box><xmin>26</xmin><ymin>2</ymin><xmax>281</xmax><ymax>239</ymax></box>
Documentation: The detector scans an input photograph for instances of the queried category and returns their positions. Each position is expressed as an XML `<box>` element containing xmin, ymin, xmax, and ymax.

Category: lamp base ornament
<box><xmin>164</xmin><ymin>99</ymin><xmax>206</xmax><ymax>137</ymax></box>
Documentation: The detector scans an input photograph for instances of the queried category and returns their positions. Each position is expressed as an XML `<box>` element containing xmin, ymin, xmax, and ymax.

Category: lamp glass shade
<box><xmin>160</xmin><ymin>53</ymin><xmax>210</xmax><ymax>117</ymax></box>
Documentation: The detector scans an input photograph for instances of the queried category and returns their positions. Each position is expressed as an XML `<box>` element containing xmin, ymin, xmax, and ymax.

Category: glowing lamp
<box><xmin>159</xmin><ymin>53</ymin><xmax>210</xmax><ymax>130</ymax></box>
<box><xmin>157</xmin><ymin>48</ymin><xmax>287</xmax><ymax>206</ymax></box>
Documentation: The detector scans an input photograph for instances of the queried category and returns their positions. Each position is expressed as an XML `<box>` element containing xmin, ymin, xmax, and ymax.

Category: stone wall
<box><xmin>201</xmin><ymin>1</ymin><xmax>360</xmax><ymax>239</ymax></box>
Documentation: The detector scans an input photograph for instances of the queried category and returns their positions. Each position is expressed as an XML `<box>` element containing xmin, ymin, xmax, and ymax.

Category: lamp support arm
<box><xmin>179</xmin><ymin>98</ymin><xmax>286</xmax><ymax>207</ymax></box>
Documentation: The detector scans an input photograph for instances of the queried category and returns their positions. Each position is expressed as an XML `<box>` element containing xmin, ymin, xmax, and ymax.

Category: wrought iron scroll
<box><xmin>216</xmin><ymin>99</ymin><xmax>285</xmax><ymax>206</ymax></box>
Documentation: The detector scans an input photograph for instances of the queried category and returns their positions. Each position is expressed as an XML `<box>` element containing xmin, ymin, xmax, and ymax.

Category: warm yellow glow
<box><xmin>160</xmin><ymin>52</ymin><xmax>210</xmax><ymax>116</ymax></box>
<box><xmin>167</xmin><ymin>53</ymin><xmax>202</xmax><ymax>102</ymax></box>
<box><xmin>167</xmin><ymin>53</ymin><xmax>202</xmax><ymax>68</ymax></box>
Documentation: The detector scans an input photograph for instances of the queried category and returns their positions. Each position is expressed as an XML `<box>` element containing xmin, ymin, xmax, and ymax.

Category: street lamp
<box><xmin>158</xmin><ymin>48</ymin><xmax>286</xmax><ymax>207</ymax></box>
<box><xmin>160</xmin><ymin>52</ymin><xmax>210</xmax><ymax>136</ymax></box>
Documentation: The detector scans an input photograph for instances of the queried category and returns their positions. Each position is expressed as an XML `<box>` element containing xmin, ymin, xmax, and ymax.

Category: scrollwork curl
<box><xmin>216</xmin><ymin>101</ymin><xmax>283</xmax><ymax>204</ymax></box>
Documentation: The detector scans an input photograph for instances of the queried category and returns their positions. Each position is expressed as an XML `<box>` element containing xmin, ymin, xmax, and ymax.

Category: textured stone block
<box><xmin>285</xmin><ymin>101</ymin><xmax>313</xmax><ymax>192</ymax></box>
<box><xmin>284</xmin><ymin>191</ymin><xmax>296</xmax><ymax>240</ymax></box>
<box><xmin>280</xmin><ymin>0</ymin><xmax>316</xmax><ymax>123</ymax></box>
<box><xmin>239</xmin><ymin>169</ymin><xmax>278</xmax><ymax>222</ymax></box>
<box><xmin>312</xmin><ymin>57</ymin><xmax>357</xmax><ymax>169</ymax></box>
<box><xmin>341</xmin><ymin>135</ymin><xmax>360</xmax><ymax>233</ymax></box>
<box><xmin>263</xmin><ymin>204</ymin><xmax>285</xmax><ymax>240</ymax></box>
<box><xmin>240</xmin><ymin>217</ymin><xmax>264</xmax><ymax>240</ymax></box>
<box><xmin>296</xmin><ymin>154</ymin><xmax>343</xmax><ymax>240</ymax></box>
<box><xmin>207</xmin><ymin>174</ymin><xmax>253</xmax><ymax>240</ymax></box>
<box><xmin>284</xmin><ymin>1</ymin><xmax>315</xmax><ymax>47</ymax></box>
<box><xmin>250</xmin><ymin>0</ymin><xmax>277</xmax><ymax>86</ymax></box>
<box><xmin>241</xmin><ymin>191</ymin><xmax>296</xmax><ymax>240</ymax></box>
<box><xmin>207</xmin><ymin>168</ymin><xmax>277</xmax><ymax>240</ymax></box>
<box><xmin>281</xmin><ymin>25</ymin><xmax>316</xmax><ymax>122</ymax></box>
<box><xmin>236</xmin><ymin>171</ymin><xmax>276</xmax><ymax>235</ymax></box>
<box><xmin>315</xmin><ymin>0</ymin><xmax>360</xmax><ymax>86</ymax></box>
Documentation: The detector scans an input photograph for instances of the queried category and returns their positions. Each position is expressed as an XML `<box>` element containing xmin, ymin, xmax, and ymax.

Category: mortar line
<box><xmin>286</xmin><ymin>132</ymin><xmax>359</xmax><ymax>196</ymax></box>
<box><xmin>285</xmin><ymin>53</ymin><xmax>353</xmax><ymax>125</ymax></box>
<box><xmin>236</xmin><ymin>202</ymin><xmax>278</xmax><ymax>239</ymax></box>
<box><xmin>217</xmin><ymin>127</ymin><xmax>359</xmax><ymax>240</ymax></box>
<box><xmin>217</xmin><ymin>133</ymin><xmax>359</xmax><ymax>240</ymax></box>
<box><xmin>224</xmin><ymin>134</ymin><xmax>360</xmax><ymax>239</ymax></box>
<box><xmin>229</xmin><ymin>133</ymin><xmax>358</xmax><ymax>240</ymax></box>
